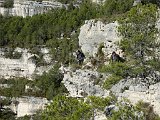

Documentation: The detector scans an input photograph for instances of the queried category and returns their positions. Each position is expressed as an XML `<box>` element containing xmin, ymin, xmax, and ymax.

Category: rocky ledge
<box><xmin>61</xmin><ymin>66</ymin><xmax>109</xmax><ymax>98</ymax></box>
<box><xmin>0</xmin><ymin>47</ymin><xmax>53</xmax><ymax>79</ymax></box>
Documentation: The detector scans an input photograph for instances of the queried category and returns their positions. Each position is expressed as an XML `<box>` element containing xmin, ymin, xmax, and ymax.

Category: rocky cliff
<box><xmin>111</xmin><ymin>77</ymin><xmax>160</xmax><ymax>115</ymax></box>
<box><xmin>0</xmin><ymin>47</ymin><xmax>52</xmax><ymax>79</ymax></box>
<box><xmin>9</xmin><ymin>96</ymin><xmax>48</xmax><ymax>117</ymax></box>
<box><xmin>79</xmin><ymin>20</ymin><xmax>122</xmax><ymax>59</ymax></box>
<box><xmin>61</xmin><ymin>66</ymin><xmax>109</xmax><ymax>98</ymax></box>
<box><xmin>66</xmin><ymin>17</ymin><xmax>160</xmax><ymax>117</ymax></box>
<box><xmin>0</xmin><ymin>0</ymin><xmax>62</xmax><ymax>17</ymax></box>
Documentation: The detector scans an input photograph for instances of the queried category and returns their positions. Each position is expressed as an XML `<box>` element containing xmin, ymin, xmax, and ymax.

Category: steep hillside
<box><xmin>1</xmin><ymin>0</ymin><xmax>160</xmax><ymax>120</ymax></box>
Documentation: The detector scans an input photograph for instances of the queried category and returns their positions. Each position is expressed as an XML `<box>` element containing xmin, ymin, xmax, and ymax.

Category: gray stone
<box><xmin>115</xmin><ymin>79</ymin><xmax>160</xmax><ymax>116</ymax></box>
<box><xmin>0</xmin><ymin>47</ymin><xmax>53</xmax><ymax>79</ymax></box>
<box><xmin>10</xmin><ymin>96</ymin><xmax>49</xmax><ymax>117</ymax></box>
<box><xmin>134</xmin><ymin>84</ymin><xmax>148</xmax><ymax>92</ymax></box>
<box><xmin>62</xmin><ymin>67</ymin><xmax>109</xmax><ymax>97</ymax></box>
<box><xmin>79</xmin><ymin>20</ymin><xmax>122</xmax><ymax>59</ymax></box>
<box><xmin>110</xmin><ymin>78</ymin><xmax>140</xmax><ymax>95</ymax></box>
<box><xmin>0</xmin><ymin>0</ymin><xmax>63</xmax><ymax>17</ymax></box>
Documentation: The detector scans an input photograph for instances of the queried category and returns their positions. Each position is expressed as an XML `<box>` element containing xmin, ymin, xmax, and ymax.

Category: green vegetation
<box><xmin>31</xmin><ymin>0</ymin><xmax>43</xmax><ymax>2</ymax></box>
<box><xmin>99</xmin><ymin>62</ymin><xmax>131</xmax><ymax>77</ymax></box>
<box><xmin>0</xmin><ymin>0</ymin><xmax>134</xmax><ymax>46</ymax></box>
<box><xmin>34</xmin><ymin>65</ymin><xmax>68</xmax><ymax>99</ymax></box>
<box><xmin>0</xmin><ymin>0</ymin><xmax>135</xmax><ymax>64</ymax></box>
<box><xmin>97</xmin><ymin>42</ymin><xmax>104</xmax><ymax>61</ymax></box>
<box><xmin>118</xmin><ymin>3</ymin><xmax>159</xmax><ymax>76</ymax></box>
<box><xmin>42</xmin><ymin>95</ymin><xmax>92</xmax><ymax>120</ymax></box>
<box><xmin>103</xmin><ymin>0</ymin><xmax>134</xmax><ymax>16</ymax></box>
<box><xmin>0</xmin><ymin>98</ymin><xmax>15</xmax><ymax>120</ymax></box>
<box><xmin>0</xmin><ymin>108</ymin><xmax>16</xmax><ymax>120</ymax></box>
<box><xmin>0</xmin><ymin>0</ymin><xmax>160</xmax><ymax>119</ymax></box>
<box><xmin>108</xmin><ymin>103</ymin><xmax>137</xmax><ymax>120</ymax></box>
<box><xmin>47</xmin><ymin>37</ymin><xmax>78</xmax><ymax>64</ymax></box>
<box><xmin>0</xmin><ymin>98</ymin><xmax>11</xmax><ymax>106</ymax></box>
<box><xmin>108</xmin><ymin>100</ymin><xmax>160</xmax><ymax>120</ymax></box>
<box><xmin>16</xmin><ymin>97</ymin><xmax>160</xmax><ymax>120</ymax></box>
<box><xmin>88</xmin><ymin>95</ymin><xmax>116</xmax><ymax>110</ymax></box>
<box><xmin>1</xmin><ymin>0</ymin><xmax>13</xmax><ymax>8</ymax></box>
<box><xmin>0</xmin><ymin>78</ymin><xmax>31</xmax><ymax>97</ymax></box>
<box><xmin>103</xmin><ymin>75</ymin><xmax>123</xmax><ymax>89</ymax></box>
<box><xmin>3</xmin><ymin>49</ymin><xmax>22</xmax><ymax>59</ymax></box>
<box><xmin>57</xmin><ymin>0</ymin><xmax>76</xmax><ymax>4</ymax></box>
<box><xmin>0</xmin><ymin>1</ymin><xmax>96</xmax><ymax>48</ymax></box>
<box><xmin>0</xmin><ymin>65</ymin><xmax>68</xmax><ymax>99</ymax></box>
<box><xmin>135</xmin><ymin>101</ymin><xmax>160</xmax><ymax>120</ymax></box>
<box><xmin>108</xmin><ymin>101</ymin><xmax>160</xmax><ymax>120</ymax></box>
<box><xmin>99</xmin><ymin>3</ymin><xmax>160</xmax><ymax>90</ymax></box>
<box><xmin>99</xmin><ymin>62</ymin><xmax>130</xmax><ymax>89</ymax></box>
<box><xmin>29</xmin><ymin>95</ymin><xmax>116</xmax><ymax>120</ymax></box>
<box><xmin>141</xmin><ymin>0</ymin><xmax>160</xmax><ymax>6</ymax></box>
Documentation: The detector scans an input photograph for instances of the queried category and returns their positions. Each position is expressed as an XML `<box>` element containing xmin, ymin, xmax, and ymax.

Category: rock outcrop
<box><xmin>61</xmin><ymin>66</ymin><xmax>109</xmax><ymax>97</ymax></box>
<box><xmin>9</xmin><ymin>96</ymin><xmax>48</xmax><ymax>117</ymax></box>
<box><xmin>79</xmin><ymin>20</ymin><xmax>122</xmax><ymax>59</ymax></box>
<box><xmin>111</xmin><ymin>78</ymin><xmax>160</xmax><ymax>115</ymax></box>
<box><xmin>0</xmin><ymin>0</ymin><xmax>62</xmax><ymax>17</ymax></box>
<box><xmin>0</xmin><ymin>47</ymin><xmax>52</xmax><ymax>79</ymax></box>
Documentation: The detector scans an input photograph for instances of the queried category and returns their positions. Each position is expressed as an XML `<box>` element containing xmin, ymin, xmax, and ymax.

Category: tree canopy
<box><xmin>118</xmin><ymin>3</ymin><xmax>159</xmax><ymax>77</ymax></box>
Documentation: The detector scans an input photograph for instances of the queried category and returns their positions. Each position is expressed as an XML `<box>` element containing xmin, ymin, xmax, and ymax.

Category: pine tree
<box><xmin>118</xmin><ymin>3</ymin><xmax>159</xmax><ymax>77</ymax></box>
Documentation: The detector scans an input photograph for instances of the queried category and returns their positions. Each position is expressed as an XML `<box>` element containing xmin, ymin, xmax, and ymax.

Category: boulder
<box><xmin>79</xmin><ymin>20</ymin><xmax>122</xmax><ymax>59</ymax></box>
<box><xmin>112</xmin><ymin>78</ymin><xmax>160</xmax><ymax>115</ymax></box>
<box><xmin>62</xmin><ymin>67</ymin><xmax>109</xmax><ymax>97</ymax></box>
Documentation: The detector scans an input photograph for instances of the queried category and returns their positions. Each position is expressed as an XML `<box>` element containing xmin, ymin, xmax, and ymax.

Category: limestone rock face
<box><xmin>79</xmin><ymin>20</ymin><xmax>122</xmax><ymax>59</ymax></box>
<box><xmin>10</xmin><ymin>97</ymin><xmax>48</xmax><ymax>117</ymax></box>
<box><xmin>61</xmin><ymin>67</ymin><xmax>109</xmax><ymax>97</ymax></box>
<box><xmin>111</xmin><ymin>79</ymin><xmax>160</xmax><ymax>115</ymax></box>
<box><xmin>0</xmin><ymin>48</ymin><xmax>52</xmax><ymax>79</ymax></box>
<box><xmin>0</xmin><ymin>0</ymin><xmax>62</xmax><ymax>17</ymax></box>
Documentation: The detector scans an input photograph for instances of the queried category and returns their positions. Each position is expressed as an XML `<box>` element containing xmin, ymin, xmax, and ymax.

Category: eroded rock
<box><xmin>61</xmin><ymin>67</ymin><xmax>109</xmax><ymax>97</ymax></box>
<box><xmin>0</xmin><ymin>0</ymin><xmax>62</xmax><ymax>17</ymax></box>
<box><xmin>0</xmin><ymin>47</ymin><xmax>53</xmax><ymax>79</ymax></box>
<box><xmin>79</xmin><ymin>20</ymin><xmax>122</xmax><ymax>59</ymax></box>
<box><xmin>111</xmin><ymin>78</ymin><xmax>160</xmax><ymax>115</ymax></box>
<box><xmin>10</xmin><ymin>96</ymin><xmax>49</xmax><ymax>117</ymax></box>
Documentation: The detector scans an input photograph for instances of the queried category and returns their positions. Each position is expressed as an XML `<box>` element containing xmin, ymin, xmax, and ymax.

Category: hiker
<box><xmin>111</xmin><ymin>51</ymin><xmax>125</xmax><ymax>62</ymax></box>
<box><xmin>76</xmin><ymin>50</ymin><xmax>85</xmax><ymax>65</ymax></box>
<box><xmin>111</xmin><ymin>51</ymin><xmax>120</xmax><ymax>62</ymax></box>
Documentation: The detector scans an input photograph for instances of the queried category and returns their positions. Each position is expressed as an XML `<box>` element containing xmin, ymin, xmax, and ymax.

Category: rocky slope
<box><xmin>61</xmin><ymin>66</ymin><xmax>109</xmax><ymax>98</ymax></box>
<box><xmin>0</xmin><ymin>48</ymin><xmax>53</xmax><ymax>117</ymax></box>
<box><xmin>0</xmin><ymin>1</ymin><xmax>160</xmax><ymax>118</ymax></box>
<box><xmin>1</xmin><ymin>16</ymin><xmax>159</xmax><ymax>118</ymax></box>
<box><xmin>111</xmin><ymin>77</ymin><xmax>160</xmax><ymax>115</ymax></box>
<box><xmin>0</xmin><ymin>47</ymin><xmax>52</xmax><ymax>79</ymax></box>
<box><xmin>65</xmin><ymin>17</ymin><xmax>160</xmax><ymax>117</ymax></box>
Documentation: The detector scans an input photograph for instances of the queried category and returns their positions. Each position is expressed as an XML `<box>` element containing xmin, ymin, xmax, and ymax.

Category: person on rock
<box><xmin>111</xmin><ymin>51</ymin><xmax>125</xmax><ymax>62</ymax></box>
<box><xmin>76</xmin><ymin>50</ymin><xmax>85</xmax><ymax>65</ymax></box>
